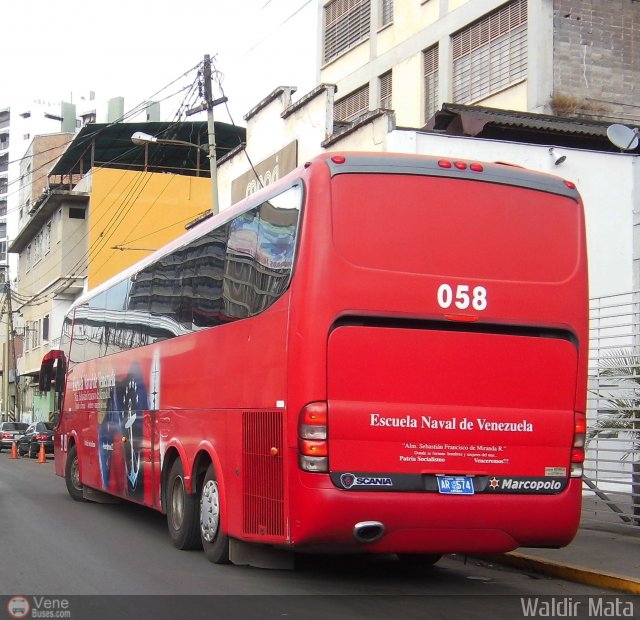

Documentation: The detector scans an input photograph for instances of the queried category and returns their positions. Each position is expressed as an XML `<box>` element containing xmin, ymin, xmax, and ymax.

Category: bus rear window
<box><xmin>331</xmin><ymin>174</ymin><xmax>580</xmax><ymax>283</ymax></box>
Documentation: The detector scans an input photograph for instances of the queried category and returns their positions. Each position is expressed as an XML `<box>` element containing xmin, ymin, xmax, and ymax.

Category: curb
<box><xmin>476</xmin><ymin>552</ymin><xmax>640</xmax><ymax>595</ymax></box>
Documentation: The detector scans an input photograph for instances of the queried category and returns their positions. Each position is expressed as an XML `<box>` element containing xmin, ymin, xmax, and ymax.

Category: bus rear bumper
<box><xmin>288</xmin><ymin>476</ymin><xmax>582</xmax><ymax>555</ymax></box>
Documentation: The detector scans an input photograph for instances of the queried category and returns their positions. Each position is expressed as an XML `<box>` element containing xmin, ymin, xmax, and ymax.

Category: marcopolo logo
<box><xmin>488</xmin><ymin>477</ymin><xmax>565</xmax><ymax>493</ymax></box>
<box><xmin>340</xmin><ymin>473</ymin><xmax>393</xmax><ymax>489</ymax></box>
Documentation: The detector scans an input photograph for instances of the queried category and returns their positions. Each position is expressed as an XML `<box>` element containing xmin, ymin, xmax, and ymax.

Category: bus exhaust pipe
<box><xmin>353</xmin><ymin>521</ymin><xmax>385</xmax><ymax>544</ymax></box>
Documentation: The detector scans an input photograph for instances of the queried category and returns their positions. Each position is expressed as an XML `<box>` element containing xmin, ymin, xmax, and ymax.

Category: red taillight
<box><xmin>331</xmin><ymin>155</ymin><xmax>346</xmax><ymax>164</ymax></box>
<box><xmin>438</xmin><ymin>160</ymin><xmax>452</xmax><ymax>168</ymax></box>
<box><xmin>454</xmin><ymin>161</ymin><xmax>467</xmax><ymax>170</ymax></box>
<box><xmin>299</xmin><ymin>402</ymin><xmax>328</xmax><ymax>473</ymax></box>
<box><xmin>564</xmin><ymin>180</ymin><xmax>576</xmax><ymax>190</ymax></box>
<box><xmin>298</xmin><ymin>439</ymin><xmax>328</xmax><ymax>457</ymax></box>
<box><xmin>571</xmin><ymin>412</ymin><xmax>587</xmax><ymax>477</ymax></box>
<box><xmin>444</xmin><ymin>314</ymin><xmax>479</xmax><ymax>323</ymax></box>
<box><xmin>573</xmin><ymin>413</ymin><xmax>586</xmax><ymax>448</ymax></box>
<box><xmin>571</xmin><ymin>448</ymin><xmax>585</xmax><ymax>463</ymax></box>
<box><xmin>300</xmin><ymin>402</ymin><xmax>327</xmax><ymax>427</ymax></box>
<box><xmin>470</xmin><ymin>163</ymin><xmax>484</xmax><ymax>172</ymax></box>
<box><xmin>1</xmin><ymin>432</ymin><xmax>10</xmax><ymax>439</ymax></box>
<box><xmin>35</xmin><ymin>434</ymin><xmax>48</xmax><ymax>441</ymax></box>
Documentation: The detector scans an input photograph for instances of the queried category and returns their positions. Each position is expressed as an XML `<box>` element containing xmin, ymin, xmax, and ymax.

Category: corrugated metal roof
<box><xmin>423</xmin><ymin>103</ymin><xmax>636</xmax><ymax>152</ymax></box>
<box><xmin>49</xmin><ymin>120</ymin><xmax>246</xmax><ymax>179</ymax></box>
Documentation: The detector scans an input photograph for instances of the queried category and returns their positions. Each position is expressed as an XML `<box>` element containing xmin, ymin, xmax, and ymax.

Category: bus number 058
<box><xmin>437</xmin><ymin>284</ymin><xmax>488</xmax><ymax>311</ymax></box>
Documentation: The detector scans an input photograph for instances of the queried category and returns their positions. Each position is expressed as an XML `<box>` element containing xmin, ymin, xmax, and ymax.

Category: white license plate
<box><xmin>437</xmin><ymin>476</ymin><xmax>474</xmax><ymax>495</ymax></box>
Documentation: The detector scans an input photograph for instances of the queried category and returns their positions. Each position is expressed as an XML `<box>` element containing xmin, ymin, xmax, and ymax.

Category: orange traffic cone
<box><xmin>9</xmin><ymin>440</ymin><xmax>18</xmax><ymax>459</ymax></box>
<box><xmin>37</xmin><ymin>442</ymin><xmax>47</xmax><ymax>464</ymax></box>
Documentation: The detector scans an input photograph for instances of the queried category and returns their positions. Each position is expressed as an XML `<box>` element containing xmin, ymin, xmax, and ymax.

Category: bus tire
<box><xmin>65</xmin><ymin>444</ymin><xmax>86</xmax><ymax>502</ymax></box>
<box><xmin>397</xmin><ymin>553</ymin><xmax>442</xmax><ymax>567</ymax></box>
<box><xmin>200</xmin><ymin>464</ymin><xmax>230</xmax><ymax>564</ymax></box>
<box><xmin>166</xmin><ymin>459</ymin><xmax>201</xmax><ymax>550</ymax></box>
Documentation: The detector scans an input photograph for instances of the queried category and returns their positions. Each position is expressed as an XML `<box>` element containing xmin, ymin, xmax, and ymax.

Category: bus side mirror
<box><xmin>39</xmin><ymin>350</ymin><xmax>67</xmax><ymax>394</ymax></box>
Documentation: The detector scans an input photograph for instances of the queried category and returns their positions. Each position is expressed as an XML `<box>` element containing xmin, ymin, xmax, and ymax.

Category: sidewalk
<box><xmin>478</xmin><ymin>496</ymin><xmax>640</xmax><ymax>594</ymax></box>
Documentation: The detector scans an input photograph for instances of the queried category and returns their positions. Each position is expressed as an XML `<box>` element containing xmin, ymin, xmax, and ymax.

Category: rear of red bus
<box><xmin>286</xmin><ymin>153</ymin><xmax>587</xmax><ymax>556</ymax></box>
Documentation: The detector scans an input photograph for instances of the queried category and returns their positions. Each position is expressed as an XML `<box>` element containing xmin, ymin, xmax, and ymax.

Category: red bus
<box><xmin>40</xmin><ymin>152</ymin><xmax>588</xmax><ymax>567</ymax></box>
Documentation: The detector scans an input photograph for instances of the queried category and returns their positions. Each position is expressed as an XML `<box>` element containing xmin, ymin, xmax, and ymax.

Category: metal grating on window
<box><xmin>242</xmin><ymin>410</ymin><xmax>285</xmax><ymax>538</ymax></box>
<box><xmin>324</xmin><ymin>0</ymin><xmax>371</xmax><ymax>63</ymax></box>
<box><xmin>379</xmin><ymin>71</ymin><xmax>392</xmax><ymax>110</ymax></box>
<box><xmin>334</xmin><ymin>84</ymin><xmax>370</xmax><ymax>123</ymax></box>
<box><xmin>452</xmin><ymin>0</ymin><xmax>527</xmax><ymax>104</ymax></box>
<box><xmin>423</xmin><ymin>44</ymin><xmax>439</xmax><ymax>122</ymax></box>
<box><xmin>380</xmin><ymin>0</ymin><xmax>393</xmax><ymax>26</ymax></box>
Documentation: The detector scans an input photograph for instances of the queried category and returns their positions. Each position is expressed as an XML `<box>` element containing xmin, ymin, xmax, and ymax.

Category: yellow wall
<box><xmin>88</xmin><ymin>168</ymin><xmax>211</xmax><ymax>288</ymax></box>
<box><xmin>448</xmin><ymin>0</ymin><xmax>471</xmax><ymax>11</ymax></box>
<box><xmin>377</xmin><ymin>1</ymin><xmax>440</xmax><ymax>57</ymax></box>
<box><xmin>477</xmin><ymin>81</ymin><xmax>528</xmax><ymax>112</ymax></box>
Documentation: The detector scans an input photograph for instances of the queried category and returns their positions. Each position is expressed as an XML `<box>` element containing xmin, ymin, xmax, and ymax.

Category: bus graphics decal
<box><xmin>94</xmin><ymin>364</ymin><xmax>148</xmax><ymax>500</ymax></box>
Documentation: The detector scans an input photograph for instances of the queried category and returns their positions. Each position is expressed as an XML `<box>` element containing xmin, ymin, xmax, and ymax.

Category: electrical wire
<box><xmin>8</xmin><ymin>69</ymin><xmax>206</xmax><ymax>309</ymax></box>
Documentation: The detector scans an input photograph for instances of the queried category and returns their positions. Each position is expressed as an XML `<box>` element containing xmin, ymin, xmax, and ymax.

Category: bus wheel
<box><xmin>65</xmin><ymin>444</ymin><xmax>85</xmax><ymax>502</ymax></box>
<box><xmin>397</xmin><ymin>553</ymin><xmax>442</xmax><ymax>568</ymax></box>
<box><xmin>166</xmin><ymin>459</ymin><xmax>201</xmax><ymax>550</ymax></box>
<box><xmin>200</xmin><ymin>464</ymin><xmax>230</xmax><ymax>564</ymax></box>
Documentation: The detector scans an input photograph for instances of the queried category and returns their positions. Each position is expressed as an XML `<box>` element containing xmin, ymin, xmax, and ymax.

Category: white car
<box><xmin>0</xmin><ymin>422</ymin><xmax>29</xmax><ymax>451</ymax></box>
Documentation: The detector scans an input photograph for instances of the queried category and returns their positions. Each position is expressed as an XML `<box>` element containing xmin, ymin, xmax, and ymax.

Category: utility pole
<box><xmin>203</xmin><ymin>54</ymin><xmax>220</xmax><ymax>216</ymax></box>
<box><xmin>1</xmin><ymin>285</ymin><xmax>8</xmax><ymax>422</ymax></box>
<box><xmin>6</xmin><ymin>283</ymin><xmax>19</xmax><ymax>422</ymax></box>
<box><xmin>186</xmin><ymin>55</ymin><xmax>227</xmax><ymax>215</ymax></box>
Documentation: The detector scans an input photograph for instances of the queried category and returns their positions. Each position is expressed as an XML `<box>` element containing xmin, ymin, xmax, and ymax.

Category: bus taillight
<box><xmin>298</xmin><ymin>402</ymin><xmax>328</xmax><ymax>473</ymax></box>
<box><xmin>570</xmin><ymin>412</ymin><xmax>587</xmax><ymax>478</ymax></box>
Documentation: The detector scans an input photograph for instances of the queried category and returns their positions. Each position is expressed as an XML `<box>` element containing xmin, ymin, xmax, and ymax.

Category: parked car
<box><xmin>17</xmin><ymin>421</ymin><xmax>55</xmax><ymax>458</ymax></box>
<box><xmin>0</xmin><ymin>422</ymin><xmax>29</xmax><ymax>451</ymax></box>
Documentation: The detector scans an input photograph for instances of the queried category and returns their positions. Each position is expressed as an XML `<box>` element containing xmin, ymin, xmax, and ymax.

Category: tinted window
<box><xmin>223</xmin><ymin>186</ymin><xmax>300</xmax><ymax>319</ymax></box>
<box><xmin>68</xmin><ymin>184</ymin><xmax>301</xmax><ymax>361</ymax></box>
<box><xmin>2</xmin><ymin>423</ymin><xmax>28</xmax><ymax>431</ymax></box>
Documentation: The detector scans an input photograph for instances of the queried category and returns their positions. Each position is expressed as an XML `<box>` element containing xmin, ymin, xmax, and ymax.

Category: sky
<box><xmin>1</xmin><ymin>0</ymin><xmax>318</xmax><ymax>125</ymax></box>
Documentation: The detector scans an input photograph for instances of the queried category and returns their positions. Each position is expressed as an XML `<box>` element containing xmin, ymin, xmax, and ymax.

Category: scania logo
<box><xmin>340</xmin><ymin>473</ymin><xmax>356</xmax><ymax>488</ymax></box>
<box><xmin>340</xmin><ymin>473</ymin><xmax>393</xmax><ymax>488</ymax></box>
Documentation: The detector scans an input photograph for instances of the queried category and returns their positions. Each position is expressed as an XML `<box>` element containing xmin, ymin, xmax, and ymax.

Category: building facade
<box><xmin>317</xmin><ymin>0</ymin><xmax>640</xmax><ymax>128</ymax></box>
<box><xmin>7</xmin><ymin>120</ymin><xmax>244</xmax><ymax>422</ymax></box>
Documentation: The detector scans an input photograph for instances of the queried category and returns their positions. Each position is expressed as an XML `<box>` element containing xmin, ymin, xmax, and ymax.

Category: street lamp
<box><xmin>131</xmin><ymin>131</ymin><xmax>219</xmax><ymax>215</ymax></box>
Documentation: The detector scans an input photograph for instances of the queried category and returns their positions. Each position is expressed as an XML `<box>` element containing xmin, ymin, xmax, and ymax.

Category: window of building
<box><xmin>323</xmin><ymin>0</ymin><xmax>371</xmax><ymax>64</ymax></box>
<box><xmin>45</xmin><ymin>222</ymin><xmax>51</xmax><ymax>253</ymax></box>
<box><xmin>43</xmin><ymin>315</ymin><xmax>49</xmax><ymax>342</ymax></box>
<box><xmin>69</xmin><ymin>207</ymin><xmax>86</xmax><ymax>219</ymax></box>
<box><xmin>31</xmin><ymin>319</ymin><xmax>41</xmax><ymax>349</ymax></box>
<box><xmin>334</xmin><ymin>84</ymin><xmax>370</xmax><ymax>123</ymax></box>
<box><xmin>380</xmin><ymin>0</ymin><xmax>393</xmax><ymax>27</ymax></box>
<box><xmin>33</xmin><ymin>232</ymin><xmax>42</xmax><ymax>264</ymax></box>
<box><xmin>423</xmin><ymin>44</ymin><xmax>439</xmax><ymax>122</ymax></box>
<box><xmin>379</xmin><ymin>71</ymin><xmax>392</xmax><ymax>110</ymax></box>
<box><xmin>452</xmin><ymin>0</ymin><xmax>527</xmax><ymax>104</ymax></box>
<box><xmin>0</xmin><ymin>222</ymin><xmax>6</xmax><ymax>239</ymax></box>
